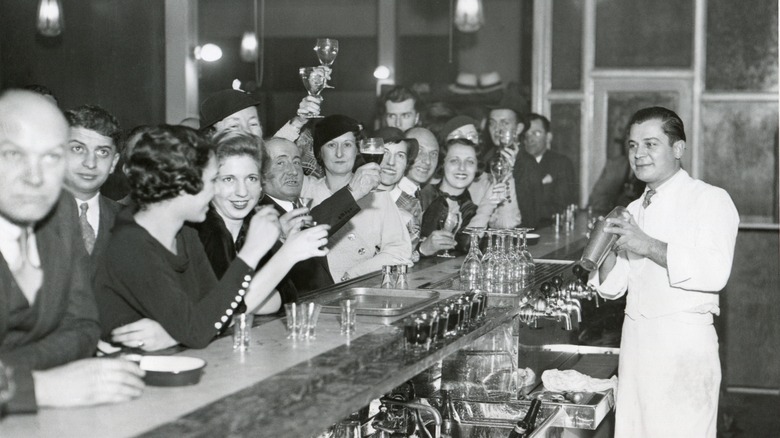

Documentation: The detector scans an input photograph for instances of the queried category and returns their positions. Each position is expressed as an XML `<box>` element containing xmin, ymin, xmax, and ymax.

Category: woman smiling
<box><xmin>302</xmin><ymin>115</ymin><xmax>411</xmax><ymax>282</ymax></box>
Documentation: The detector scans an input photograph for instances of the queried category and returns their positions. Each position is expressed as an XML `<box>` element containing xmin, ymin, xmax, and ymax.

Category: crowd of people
<box><xmin>0</xmin><ymin>83</ymin><xmax>583</xmax><ymax>412</ymax></box>
<box><xmin>0</xmin><ymin>81</ymin><xmax>739</xmax><ymax>438</ymax></box>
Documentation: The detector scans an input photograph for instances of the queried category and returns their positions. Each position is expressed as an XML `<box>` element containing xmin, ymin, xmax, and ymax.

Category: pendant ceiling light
<box><xmin>454</xmin><ymin>0</ymin><xmax>484</xmax><ymax>33</ymax></box>
<box><xmin>36</xmin><ymin>0</ymin><xmax>64</xmax><ymax>37</ymax></box>
<box><xmin>240</xmin><ymin>32</ymin><xmax>259</xmax><ymax>62</ymax></box>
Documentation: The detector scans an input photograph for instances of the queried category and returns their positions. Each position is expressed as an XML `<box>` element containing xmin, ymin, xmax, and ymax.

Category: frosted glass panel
<box><xmin>701</xmin><ymin>101</ymin><xmax>779</xmax><ymax>223</ymax></box>
<box><xmin>706</xmin><ymin>0</ymin><xmax>778</xmax><ymax>91</ymax></box>
<box><xmin>595</xmin><ymin>0</ymin><xmax>693</xmax><ymax>68</ymax></box>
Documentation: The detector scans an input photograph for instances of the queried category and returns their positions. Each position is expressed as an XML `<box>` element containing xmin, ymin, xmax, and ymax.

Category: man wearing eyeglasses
<box><xmin>514</xmin><ymin>113</ymin><xmax>577</xmax><ymax>228</ymax></box>
<box><xmin>379</xmin><ymin>86</ymin><xmax>420</xmax><ymax>132</ymax></box>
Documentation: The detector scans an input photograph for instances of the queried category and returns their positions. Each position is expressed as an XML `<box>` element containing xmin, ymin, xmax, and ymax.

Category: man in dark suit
<box><xmin>514</xmin><ymin>113</ymin><xmax>577</xmax><ymax>228</ymax></box>
<box><xmin>62</xmin><ymin>105</ymin><xmax>123</xmax><ymax>269</ymax></box>
<box><xmin>0</xmin><ymin>90</ymin><xmax>143</xmax><ymax>413</ymax></box>
<box><xmin>259</xmin><ymin>138</ymin><xmax>378</xmax><ymax>300</ymax></box>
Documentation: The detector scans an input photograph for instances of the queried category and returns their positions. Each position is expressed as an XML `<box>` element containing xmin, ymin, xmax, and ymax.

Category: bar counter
<box><xmin>1</xmin><ymin>221</ymin><xmax>592</xmax><ymax>438</ymax></box>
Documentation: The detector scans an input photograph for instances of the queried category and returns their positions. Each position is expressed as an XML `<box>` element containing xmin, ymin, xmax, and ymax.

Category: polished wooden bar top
<box><xmin>0</xmin><ymin>221</ymin><xmax>590</xmax><ymax>438</ymax></box>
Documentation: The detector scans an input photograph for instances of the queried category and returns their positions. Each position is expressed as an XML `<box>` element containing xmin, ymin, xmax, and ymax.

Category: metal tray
<box><xmin>317</xmin><ymin>287</ymin><xmax>440</xmax><ymax>316</ymax></box>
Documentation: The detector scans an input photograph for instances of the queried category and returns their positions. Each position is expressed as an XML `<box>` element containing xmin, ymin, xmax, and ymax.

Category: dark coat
<box><xmin>257</xmin><ymin>186</ymin><xmax>360</xmax><ymax>301</ymax></box>
<box><xmin>0</xmin><ymin>193</ymin><xmax>100</xmax><ymax>413</ymax></box>
<box><xmin>513</xmin><ymin>150</ymin><xmax>577</xmax><ymax>228</ymax></box>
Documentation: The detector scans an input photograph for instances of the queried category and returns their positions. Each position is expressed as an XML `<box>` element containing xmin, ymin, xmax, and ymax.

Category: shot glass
<box><xmin>284</xmin><ymin>302</ymin><xmax>299</xmax><ymax>339</ymax></box>
<box><xmin>299</xmin><ymin>301</ymin><xmax>323</xmax><ymax>340</ymax></box>
<box><xmin>340</xmin><ymin>298</ymin><xmax>357</xmax><ymax>335</ymax></box>
<box><xmin>233</xmin><ymin>312</ymin><xmax>254</xmax><ymax>351</ymax></box>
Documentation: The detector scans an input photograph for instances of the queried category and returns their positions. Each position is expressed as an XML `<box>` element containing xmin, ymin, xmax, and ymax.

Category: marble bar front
<box><xmin>0</xmin><ymin>220</ymin><xmax>593</xmax><ymax>438</ymax></box>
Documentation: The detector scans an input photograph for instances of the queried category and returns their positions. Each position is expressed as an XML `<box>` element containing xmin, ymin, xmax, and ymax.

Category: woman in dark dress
<box><xmin>95</xmin><ymin>126</ymin><xmax>328</xmax><ymax>350</ymax></box>
<box><xmin>193</xmin><ymin>132</ymin><xmax>266</xmax><ymax>278</ymax></box>
<box><xmin>419</xmin><ymin>138</ymin><xmax>482</xmax><ymax>257</ymax></box>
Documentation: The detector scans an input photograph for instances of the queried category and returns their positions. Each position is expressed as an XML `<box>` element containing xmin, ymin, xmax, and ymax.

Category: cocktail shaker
<box><xmin>579</xmin><ymin>206</ymin><xmax>631</xmax><ymax>271</ymax></box>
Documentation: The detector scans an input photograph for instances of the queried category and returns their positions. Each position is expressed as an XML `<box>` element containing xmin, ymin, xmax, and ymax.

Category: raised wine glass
<box><xmin>314</xmin><ymin>38</ymin><xmax>338</xmax><ymax>88</ymax></box>
<box><xmin>298</xmin><ymin>67</ymin><xmax>327</xmax><ymax>118</ymax></box>
<box><xmin>359</xmin><ymin>138</ymin><xmax>385</xmax><ymax>165</ymax></box>
<box><xmin>438</xmin><ymin>210</ymin><xmax>462</xmax><ymax>258</ymax></box>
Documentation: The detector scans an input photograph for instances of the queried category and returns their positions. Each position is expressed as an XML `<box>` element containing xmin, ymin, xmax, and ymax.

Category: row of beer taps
<box><xmin>517</xmin><ymin>264</ymin><xmax>600</xmax><ymax>330</ymax></box>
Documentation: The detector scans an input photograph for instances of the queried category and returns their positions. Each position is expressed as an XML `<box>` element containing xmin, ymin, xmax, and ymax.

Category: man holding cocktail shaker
<box><xmin>588</xmin><ymin>107</ymin><xmax>739</xmax><ymax>437</ymax></box>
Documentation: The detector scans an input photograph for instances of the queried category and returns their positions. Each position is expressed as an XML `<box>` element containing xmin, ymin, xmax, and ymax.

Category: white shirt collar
<box><xmin>645</xmin><ymin>168</ymin><xmax>687</xmax><ymax>200</ymax></box>
<box><xmin>398</xmin><ymin>176</ymin><xmax>419</xmax><ymax>197</ymax></box>
<box><xmin>387</xmin><ymin>185</ymin><xmax>403</xmax><ymax>202</ymax></box>
<box><xmin>0</xmin><ymin>215</ymin><xmax>40</xmax><ymax>270</ymax></box>
<box><xmin>267</xmin><ymin>194</ymin><xmax>295</xmax><ymax>212</ymax></box>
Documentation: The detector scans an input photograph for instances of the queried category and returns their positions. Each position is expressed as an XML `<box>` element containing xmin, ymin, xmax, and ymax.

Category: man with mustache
<box><xmin>258</xmin><ymin>137</ymin><xmax>379</xmax><ymax>297</ymax></box>
<box><xmin>374</xmin><ymin>127</ymin><xmax>421</xmax><ymax>261</ymax></box>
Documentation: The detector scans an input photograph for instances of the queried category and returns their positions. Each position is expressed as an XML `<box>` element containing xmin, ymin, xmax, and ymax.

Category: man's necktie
<box><xmin>13</xmin><ymin>228</ymin><xmax>43</xmax><ymax>304</ymax></box>
<box><xmin>292</xmin><ymin>199</ymin><xmax>303</xmax><ymax>209</ymax></box>
<box><xmin>79</xmin><ymin>203</ymin><xmax>96</xmax><ymax>254</ymax></box>
<box><xmin>642</xmin><ymin>189</ymin><xmax>656</xmax><ymax>208</ymax></box>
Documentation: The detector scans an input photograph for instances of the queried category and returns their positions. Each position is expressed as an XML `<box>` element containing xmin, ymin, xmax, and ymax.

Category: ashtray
<box><xmin>525</xmin><ymin>233</ymin><xmax>540</xmax><ymax>245</ymax></box>
<box><xmin>140</xmin><ymin>356</ymin><xmax>206</xmax><ymax>387</ymax></box>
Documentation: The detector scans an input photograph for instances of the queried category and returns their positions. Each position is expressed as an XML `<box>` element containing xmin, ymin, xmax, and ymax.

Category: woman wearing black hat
<box><xmin>303</xmin><ymin>115</ymin><xmax>412</xmax><ymax>282</ymax></box>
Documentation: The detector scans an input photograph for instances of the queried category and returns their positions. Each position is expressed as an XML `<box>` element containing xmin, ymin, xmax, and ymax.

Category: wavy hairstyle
<box><xmin>212</xmin><ymin>131</ymin><xmax>263</xmax><ymax>170</ymax></box>
<box><xmin>126</xmin><ymin>125</ymin><xmax>214</xmax><ymax>209</ymax></box>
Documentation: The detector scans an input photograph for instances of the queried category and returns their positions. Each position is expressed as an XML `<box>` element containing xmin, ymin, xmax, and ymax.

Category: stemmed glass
<box><xmin>518</xmin><ymin>228</ymin><xmax>536</xmax><ymax>290</ymax></box>
<box><xmin>491</xmin><ymin>230</ymin><xmax>511</xmax><ymax>294</ymax></box>
<box><xmin>314</xmin><ymin>38</ymin><xmax>338</xmax><ymax>88</ymax></box>
<box><xmin>298</xmin><ymin>67</ymin><xmax>327</xmax><ymax>118</ymax></box>
<box><xmin>490</xmin><ymin>128</ymin><xmax>514</xmax><ymax>202</ymax></box>
<box><xmin>438</xmin><ymin>209</ymin><xmax>462</xmax><ymax>258</ymax></box>
<box><xmin>481</xmin><ymin>229</ymin><xmax>496</xmax><ymax>292</ymax></box>
<box><xmin>298</xmin><ymin>197</ymin><xmax>316</xmax><ymax>228</ymax></box>
<box><xmin>459</xmin><ymin>228</ymin><xmax>484</xmax><ymax>291</ymax></box>
<box><xmin>506</xmin><ymin>230</ymin><xmax>522</xmax><ymax>294</ymax></box>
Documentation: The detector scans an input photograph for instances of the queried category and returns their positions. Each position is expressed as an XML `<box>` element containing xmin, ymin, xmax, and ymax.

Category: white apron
<box><xmin>615</xmin><ymin>312</ymin><xmax>720</xmax><ymax>437</ymax></box>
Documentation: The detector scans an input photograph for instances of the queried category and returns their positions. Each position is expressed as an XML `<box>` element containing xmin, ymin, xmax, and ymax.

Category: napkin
<box><xmin>541</xmin><ymin>369</ymin><xmax>618</xmax><ymax>394</ymax></box>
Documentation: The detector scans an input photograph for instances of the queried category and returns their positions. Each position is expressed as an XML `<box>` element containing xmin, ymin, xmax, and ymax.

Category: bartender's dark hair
<box><xmin>628</xmin><ymin>106</ymin><xmax>686</xmax><ymax>144</ymax></box>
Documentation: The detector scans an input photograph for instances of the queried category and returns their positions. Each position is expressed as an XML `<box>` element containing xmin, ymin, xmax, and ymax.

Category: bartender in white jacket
<box><xmin>590</xmin><ymin>107</ymin><xmax>739</xmax><ymax>437</ymax></box>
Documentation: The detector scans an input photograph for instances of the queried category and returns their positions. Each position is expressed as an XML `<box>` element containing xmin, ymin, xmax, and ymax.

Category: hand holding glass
<box><xmin>298</xmin><ymin>67</ymin><xmax>327</xmax><ymax>118</ymax></box>
<box><xmin>438</xmin><ymin>211</ymin><xmax>461</xmax><ymax>258</ymax></box>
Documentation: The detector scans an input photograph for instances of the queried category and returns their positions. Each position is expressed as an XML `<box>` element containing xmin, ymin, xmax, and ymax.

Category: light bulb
<box><xmin>240</xmin><ymin>32</ymin><xmax>258</xmax><ymax>62</ymax></box>
<box><xmin>36</xmin><ymin>0</ymin><xmax>64</xmax><ymax>37</ymax></box>
<box><xmin>198</xmin><ymin>43</ymin><xmax>223</xmax><ymax>62</ymax></box>
<box><xmin>373</xmin><ymin>66</ymin><xmax>391</xmax><ymax>80</ymax></box>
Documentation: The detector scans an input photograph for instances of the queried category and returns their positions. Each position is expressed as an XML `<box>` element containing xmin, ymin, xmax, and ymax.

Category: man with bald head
<box><xmin>0</xmin><ymin>90</ymin><xmax>144</xmax><ymax>413</ymax></box>
<box><xmin>257</xmin><ymin>137</ymin><xmax>379</xmax><ymax>297</ymax></box>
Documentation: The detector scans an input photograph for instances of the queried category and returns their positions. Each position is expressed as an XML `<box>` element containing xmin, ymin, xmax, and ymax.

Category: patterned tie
<box><xmin>13</xmin><ymin>228</ymin><xmax>43</xmax><ymax>304</ymax></box>
<box><xmin>79</xmin><ymin>203</ymin><xmax>96</xmax><ymax>254</ymax></box>
<box><xmin>642</xmin><ymin>189</ymin><xmax>656</xmax><ymax>208</ymax></box>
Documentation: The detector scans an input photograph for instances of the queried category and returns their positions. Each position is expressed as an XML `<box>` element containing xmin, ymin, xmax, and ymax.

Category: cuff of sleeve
<box><xmin>666</xmin><ymin>242</ymin><xmax>692</xmax><ymax>286</ymax></box>
<box><xmin>5</xmin><ymin>368</ymin><xmax>38</xmax><ymax>414</ymax></box>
